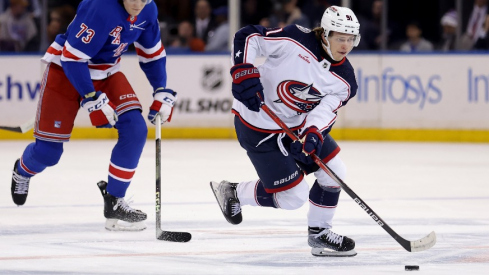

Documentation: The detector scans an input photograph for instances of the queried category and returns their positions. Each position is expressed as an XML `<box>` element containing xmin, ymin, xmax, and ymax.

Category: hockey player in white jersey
<box><xmin>211</xmin><ymin>6</ymin><xmax>360</xmax><ymax>256</ymax></box>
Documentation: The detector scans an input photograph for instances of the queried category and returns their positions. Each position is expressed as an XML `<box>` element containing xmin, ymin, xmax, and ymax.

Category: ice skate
<box><xmin>97</xmin><ymin>181</ymin><xmax>147</xmax><ymax>231</ymax></box>
<box><xmin>308</xmin><ymin>227</ymin><xmax>357</xmax><ymax>257</ymax></box>
<box><xmin>210</xmin><ymin>180</ymin><xmax>242</xmax><ymax>225</ymax></box>
<box><xmin>11</xmin><ymin>159</ymin><xmax>31</xmax><ymax>206</ymax></box>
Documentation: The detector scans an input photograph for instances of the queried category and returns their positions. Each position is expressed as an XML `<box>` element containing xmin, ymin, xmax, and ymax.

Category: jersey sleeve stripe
<box><xmin>331</xmin><ymin>71</ymin><xmax>351</xmax><ymax>102</ymax></box>
<box><xmin>243</xmin><ymin>33</ymin><xmax>261</xmax><ymax>63</ymax></box>
<box><xmin>134</xmin><ymin>41</ymin><xmax>164</xmax><ymax>55</ymax></box>
<box><xmin>42</xmin><ymin>42</ymin><xmax>63</xmax><ymax>64</ymax></box>
<box><xmin>61</xmin><ymin>41</ymin><xmax>91</xmax><ymax>62</ymax></box>
<box><xmin>134</xmin><ymin>41</ymin><xmax>166</xmax><ymax>63</ymax></box>
<box><xmin>136</xmin><ymin>48</ymin><xmax>166</xmax><ymax>63</ymax></box>
<box><xmin>46</xmin><ymin>42</ymin><xmax>63</xmax><ymax>55</ymax></box>
<box><xmin>319</xmin><ymin>113</ymin><xmax>337</xmax><ymax>132</ymax></box>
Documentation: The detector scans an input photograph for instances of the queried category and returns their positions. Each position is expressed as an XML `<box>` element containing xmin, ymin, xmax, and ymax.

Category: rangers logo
<box><xmin>274</xmin><ymin>81</ymin><xmax>324</xmax><ymax>113</ymax></box>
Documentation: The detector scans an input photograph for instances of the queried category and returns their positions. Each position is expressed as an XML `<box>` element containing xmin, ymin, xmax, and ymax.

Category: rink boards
<box><xmin>0</xmin><ymin>53</ymin><xmax>488</xmax><ymax>142</ymax></box>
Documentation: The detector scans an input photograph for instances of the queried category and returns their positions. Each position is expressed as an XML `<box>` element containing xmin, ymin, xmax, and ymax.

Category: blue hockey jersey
<box><xmin>231</xmin><ymin>24</ymin><xmax>358</xmax><ymax>133</ymax></box>
<box><xmin>42</xmin><ymin>0</ymin><xmax>166</xmax><ymax>97</ymax></box>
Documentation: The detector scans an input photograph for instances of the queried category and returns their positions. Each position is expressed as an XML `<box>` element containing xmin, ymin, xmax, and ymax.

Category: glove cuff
<box><xmin>230</xmin><ymin>63</ymin><xmax>260</xmax><ymax>84</ymax></box>
<box><xmin>230</xmin><ymin>63</ymin><xmax>254</xmax><ymax>74</ymax></box>
<box><xmin>154</xmin><ymin>88</ymin><xmax>177</xmax><ymax>97</ymax></box>
<box><xmin>302</xmin><ymin>126</ymin><xmax>324</xmax><ymax>143</ymax></box>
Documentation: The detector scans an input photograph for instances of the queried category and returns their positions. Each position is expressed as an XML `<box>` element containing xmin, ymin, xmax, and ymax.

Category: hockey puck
<box><xmin>405</xmin><ymin>265</ymin><xmax>419</xmax><ymax>271</ymax></box>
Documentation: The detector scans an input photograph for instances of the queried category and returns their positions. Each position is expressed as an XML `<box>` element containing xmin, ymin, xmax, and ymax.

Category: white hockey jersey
<box><xmin>231</xmin><ymin>24</ymin><xmax>357</xmax><ymax>134</ymax></box>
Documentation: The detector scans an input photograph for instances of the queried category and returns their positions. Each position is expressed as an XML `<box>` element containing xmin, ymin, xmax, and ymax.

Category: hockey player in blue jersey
<box><xmin>10</xmin><ymin>0</ymin><xmax>176</xmax><ymax>231</ymax></box>
<box><xmin>211</xmin><ymin>6</ymin><xmax>360</xmax><ymax>256</ymax></box>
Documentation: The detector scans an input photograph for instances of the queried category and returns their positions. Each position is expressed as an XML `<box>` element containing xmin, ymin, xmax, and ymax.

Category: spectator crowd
<box><xmin>0</xmin><ymin>0</ymin><xmax>488</xmax><ymax>53</ymax></box>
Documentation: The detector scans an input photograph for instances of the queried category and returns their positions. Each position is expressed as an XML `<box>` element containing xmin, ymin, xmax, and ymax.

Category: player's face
<box><xmin>326</xmin><ymin>32</ymin><xmax>355</xmax><ymax>60</ymax></box>
<box><xmin>123</xmin><ymin>0</ymin><xmax>147</xmax><ymax>16</ymax></box>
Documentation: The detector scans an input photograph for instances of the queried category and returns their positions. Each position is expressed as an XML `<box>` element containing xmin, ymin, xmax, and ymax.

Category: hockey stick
<box><xmin>155</xmin><ymin>114</ymin><xmax>192</xmax><ymax>242</ymax></box>
<box><xmin>0</xmin><ymin>117</ymin><xmax>35</xmax><ymax>133</ymax></box>
<box><xmin>259</xmin><ymin>101</ymin><xmax>436</xmax><ymax>252</ymax></box>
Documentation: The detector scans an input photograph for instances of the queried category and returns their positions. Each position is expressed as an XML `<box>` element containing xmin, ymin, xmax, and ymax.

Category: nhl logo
<box><xmin>202</xmin><ymin>66</ymin><xmax>223</xmax><ymax>91</ymax></box>
<box><xmin>322</xmin><ymin>61</ymin><xmax>330</xmax><ymax>70</ymax></box>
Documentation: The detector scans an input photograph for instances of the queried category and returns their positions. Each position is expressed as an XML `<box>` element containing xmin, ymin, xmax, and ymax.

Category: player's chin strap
<box><xmin>321</xmin><ymin>38</ymin><xmax>338</xmax><ymax>62</ymax></box>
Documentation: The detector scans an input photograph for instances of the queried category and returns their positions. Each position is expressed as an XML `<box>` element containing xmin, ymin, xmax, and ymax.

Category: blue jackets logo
<box><xmin>274</xmin><ymin>80</ymin><xmax>324</xmax><ymax>113</ymax></box>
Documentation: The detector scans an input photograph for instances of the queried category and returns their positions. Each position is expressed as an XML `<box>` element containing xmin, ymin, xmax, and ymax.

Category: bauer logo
<box><xmin>0</xmin><ymin>75</ymin><xmax>41</xmax><ymax>101</ymax></box>
<box><xmin>354</xmin><ymin>198</ymin><xmax>384</xmax><ymax>226</ymax></box>
<box><xmin>274</xmin><ymin>170</ymin><xmax>299</xmax><ymax>186</ymax></box>
<box><xmin>354</xmin><ymin>67</ymin><xmax>442</xmax><ymax>109</ymax></box>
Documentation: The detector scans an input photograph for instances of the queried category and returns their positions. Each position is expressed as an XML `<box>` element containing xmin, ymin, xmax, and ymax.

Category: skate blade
<box><xmin>105</xmin><ymin>219</ymin><xmax>147</xmax><ymax>232</ymax></box>
<box><xmin>209</xmin><ymin>181</ymin><xmax>223</xmax><ymax>212</ymax></box>
<box><xmin>311</xmin><ymin>247</ymin><xmax>357</xmax><ymax>257</ymax></box>
<box><xmin>209</xmin><ymin>181</ymin><xmax>242</xmax><ymax>225</ymax></box>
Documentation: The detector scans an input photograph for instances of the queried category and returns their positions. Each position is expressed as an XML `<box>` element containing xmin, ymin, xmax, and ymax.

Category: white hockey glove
<box><xmin>81</xmin><ymin>91</ymin><xmax>118</xmax><ymax>128</ymax></box>
<box><xmin>148</xmin><ymin>88</ymin><xmax>177</xmax><ymax>124</ymax></box>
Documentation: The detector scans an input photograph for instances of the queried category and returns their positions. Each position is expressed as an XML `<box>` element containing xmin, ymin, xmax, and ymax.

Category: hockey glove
<box><xmin>230</xmin><ymin>63</ymin><xmax>264</xmax><ymax>112</ymax></box>
<box><xmin>81</xmin><ymin>91</ymin><xmax>118</xmax><ymax>128</ymax></box>
<box><xmin>148</xmin><ymin>88</ymin><xmax>177</xmax><ymax>124</ymax></box>
<box><xmin>290</xmin><ymin>126</ymin><xmax>324</xmax><ymax>165</ymax></box>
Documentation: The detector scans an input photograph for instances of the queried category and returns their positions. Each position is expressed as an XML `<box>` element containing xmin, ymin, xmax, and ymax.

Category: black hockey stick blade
<box><xmin>0</xmin><ymin>117</ymin><xmax>35</xmax><ymax>133</ymax></box>
<box><xmin>0</xmin><ymin>125</ymin><xmax>23</xmax><ymax>133</ymax></box>
<box><xmin>157</xmin><ymin>229</ymin><xmax>192</xmax><ymax>242</ymax></box>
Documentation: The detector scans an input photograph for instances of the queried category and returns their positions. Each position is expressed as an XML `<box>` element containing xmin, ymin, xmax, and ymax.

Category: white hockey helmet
<box><xmin>123</xmin><ymin>0</ymin><xmax>153</xmax><ymax>5</ymax></box>
<box><xmin>321</xmin><ymin>6</ymin><xmax>361</xmax><ymax>47</ymax></box>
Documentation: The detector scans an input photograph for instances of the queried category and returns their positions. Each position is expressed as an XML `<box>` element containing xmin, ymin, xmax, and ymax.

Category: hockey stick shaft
<box><xmin>154</xmin><ymin>114</ymin><xmax>192</xmax><ymax>242</ymax></box>
<box><xmin>155</xmin><ymin>114</ymin><xmax>162</xmax><ymax>234</ymax></box>
<box><xmin>260</xmin><ymin>102</ymin><xmax>435</xmax><ymax>252</ymax></box>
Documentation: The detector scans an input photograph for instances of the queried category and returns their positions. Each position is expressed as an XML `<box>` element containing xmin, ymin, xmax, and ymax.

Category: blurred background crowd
<box><xmin>0</xmin><ymin>0</ymin><xmax>487</xmax><ymax>53</ymax></box>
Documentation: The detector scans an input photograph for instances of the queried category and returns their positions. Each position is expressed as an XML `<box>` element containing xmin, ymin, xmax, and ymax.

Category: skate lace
<box><xmin>12</xmin><ymin>171</ymin><xmax>30</xmax><ymax>194</ymax></box>
<box><xmin>113</xmin><ymin>196</ymin><xmax>136</xmax><ymax>213</ymax></box>
<box><xmin>318</xmin><ymin>229</ymin><xmax>344</xmax><ymax>245</ymax></box>
<box><xmin>231</xmin><ymin>202</ymin><xmax>241</xmax><ymax>217</ymax></box>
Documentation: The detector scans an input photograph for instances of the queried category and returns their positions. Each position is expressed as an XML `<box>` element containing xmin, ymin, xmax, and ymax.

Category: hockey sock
<box><xmin>18</xmin><ymin>140</ymin><xmax>63</xmax><ymax>177</ymax></box>
<box><xmin>307</xmin><ymin>180</ymin><xmax>341</xmax><ymax>229</ymax></box>
<box><xmin>107</xmin><ymin>110</ymin><xmax>147</xmax><ymax>197</ymax></box>
<box><xmin>237</xmin><ymin>180</ymin><xmax>278</xmax><ymax>208</ymax></box>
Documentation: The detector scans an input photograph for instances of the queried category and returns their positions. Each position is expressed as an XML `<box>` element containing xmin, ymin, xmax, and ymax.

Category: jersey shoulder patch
<box><xmin>295</xmin><ymin>25</ymin><xmax>311</xmax><ymax>33</ymax></box>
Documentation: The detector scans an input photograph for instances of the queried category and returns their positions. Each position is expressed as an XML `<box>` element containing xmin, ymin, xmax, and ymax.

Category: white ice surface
<box><xmin>1</xmin><ymin>140</ymin><xmax>488</xmax><ymax>274</ymax></box>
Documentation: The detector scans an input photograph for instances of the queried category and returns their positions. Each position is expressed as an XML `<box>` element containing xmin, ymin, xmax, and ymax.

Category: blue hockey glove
<box><xmin>81</xmin><ymin>91</ymin><xmax>118</xmax><ymax>128</ymax></box>
<box><xmin>290</xmin><ymin>126</ymin><xmax>324</xmax><ymax>165</ymax></box>
<box><xmin>148</xmin><ymin>88</ymin><xmax>177</xmax><ymax>124</ymax></box>
<box><xmin>230</xmin><ymin>63</ymin><xmax>264</xmax><ymax>112</ymax></box>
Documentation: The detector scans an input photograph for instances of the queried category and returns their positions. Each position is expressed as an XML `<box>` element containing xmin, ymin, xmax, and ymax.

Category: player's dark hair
<box><xmin>313</xmin><ymin>27</ymin><xmax>333</xmax><ymax>41</ymax></box>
